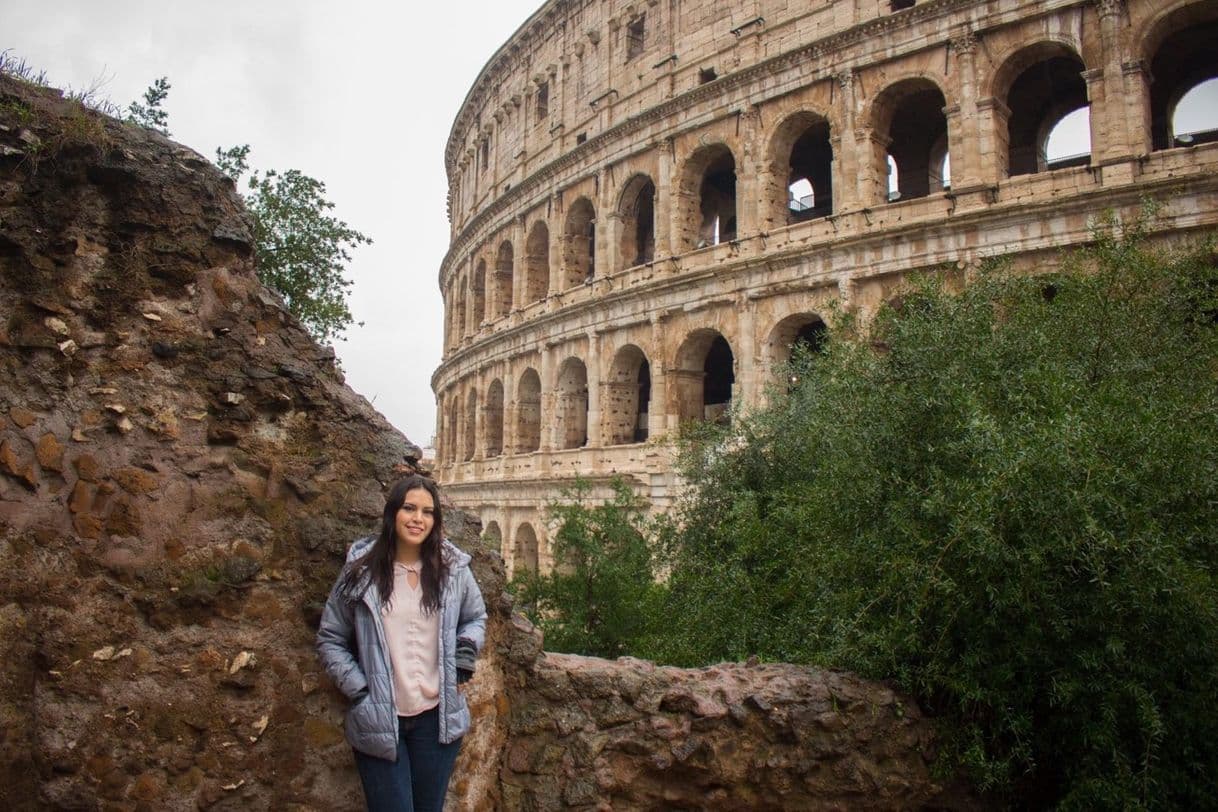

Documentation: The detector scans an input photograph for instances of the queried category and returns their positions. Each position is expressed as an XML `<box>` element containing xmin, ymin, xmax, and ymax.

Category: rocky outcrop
<box><xmin>0</xmin><ymin>73</ymin><xmax>964</xmax><ymax>811</ymax></box>
<box><xmin>0</xmin><ymin>73</ymin><xmax>427</xmax><ymax>810</ymax></box>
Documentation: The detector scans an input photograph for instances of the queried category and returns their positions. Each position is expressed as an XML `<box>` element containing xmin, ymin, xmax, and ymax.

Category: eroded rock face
<box><xmin>0</xmin><ymin>74</ymin><xmax>429</xmax><ymax>810</ymax></box>
<box><xmin>0</xmin><ymin>74</ymin><xmax>962</xmax><ymax>811</ymax></box>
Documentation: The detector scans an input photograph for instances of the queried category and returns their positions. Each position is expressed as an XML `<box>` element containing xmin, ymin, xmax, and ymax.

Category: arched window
<box><xmin>513</xmin><ymin>523</ymin><xmax>539</xmax><ymax>575</ymax></box>
<box><xmin>604</xmin><ymin>344</ymin><xmax>652</xmax><ymax>445</ymax></box>
<box><xmin>875</xmin><ymin>79</ymin><xmax>949</xmax><ymax>202</ymax></box>
<box><xmin>1148</xmin><ymin>5</ymin><xmax>1218</xmax><ymax>150</ymax></box>
<box><xmin>562</xmin><ymin>198</ymin><xmax>597</xmax><ymax>290</ymax></box>
<box><xmin>515</xmin><ymin>368</ymin><xmax>542</xmax><ymax>453</ymax></box>
<box><xmin>555</xmin><ymin>358</ymin><xmax>589</xmax><ymax>449</ymax></box>
<box><xmin>618</xmin><ymin>175</ymin><xmax>656</xmax><ymax>269</ymax></box>
<box><xmin>493</xmin><ymin>242</ymin><xmax>513</xmax><ymax>320</ymax></box>
<box><xmin>483</xmin><ymin>520</ymin><xmax>503</xmax><ymax>555</ymax></box>
<box><xmin>679</xmin><ymin>144</ymin><xmax>737</xmax><ymax>251</ymax></box>
<box><xmin>524</xmin><ymin>221</ymin><xmax>550</xmax><ymax>305</ymax></box>
<box><xmin>998</xmin><ymin>47</ymin><xmax>1090</xmax><ymax>175</ymax></box>
<box><xmin>485</xmin><ymin>379</ymin><xmax>504</xmax><ymax>457</ymax></box>
<box><xmin>674</xmin><ymin>330</ymin><xmax>735</xmax><ymax>424</ymax></box>
<box><xmin>772</xmin><ymin>114</ymin><xmax>833</xmax><ymax>225</ymax></box>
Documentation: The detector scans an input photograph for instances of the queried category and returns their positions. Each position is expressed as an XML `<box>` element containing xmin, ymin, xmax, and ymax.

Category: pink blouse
<box><xmin>381</xmin><ymin>561</ymin><xmax>441</xmax><ymax>716</ymax></box>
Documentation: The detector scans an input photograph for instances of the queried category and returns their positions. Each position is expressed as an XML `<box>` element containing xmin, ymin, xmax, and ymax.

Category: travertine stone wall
<box><xmin>433</xmin><ymin>0</ymin><xmax>1218</xmax><ymax>572</ymax></box>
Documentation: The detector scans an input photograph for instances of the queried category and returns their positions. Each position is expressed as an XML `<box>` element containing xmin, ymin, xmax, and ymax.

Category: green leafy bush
<box><xmin>511</xmin><ymin>480</ymin><xmax>663</xmax><ymax>658</ymax></box>
<box><xmin>653</xmin><ymin>213</ymin><xmax>1218</xmax><ymax>806</ymax></box>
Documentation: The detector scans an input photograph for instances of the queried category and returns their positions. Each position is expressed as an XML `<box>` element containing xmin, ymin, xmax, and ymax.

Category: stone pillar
<box><xmin>586</xmin><ymin>332</ymin><xmax>602</xmax><ymax>448</ymax></box>
<box><xmin>737</xmin><ymin>297</ymin><xmax>760</xmax><ymax>410</ymax></box>
<box><xmin>511</xmin><ymin>215</ymin><xmax>526</xmax><ymax>313</ymax></box>
<box><xmin>1094</xmin><ymin>0</ymin><xmax>1145</xmax><ymax>164</ymax></box>
<box><xmin>503</xmin><ymin>362</ymin><xmax>517</xmax><ymax>458</ymax></box>
<box><xmin>539</xmin><ymin>345</ymin><xmax>555</xmax><ymax>452</ymax></box>
<box><xmin>473</xmin><ymin>374</ymin><xmax>485</xmax><ymax>462</ymax></box>
<box><xmin>547</xmin><ymin>193</ymin><xmax>564</xmax><ymax>296</ymax></box>
<box><xmin>975</xmin><ymin>97</ymin><xmax>1011</xmax><ymax>185</ymax></box>
<box><xmin>655</xmin><ymin>137</ymin><xmax>675</xmax><ymax>258</ymax></box>
<box><xmin>948</xmin><ymin>31</ymin><xmax>985</xmax><ymax>191</ymax></box>
<box><xmin>835</xmin><ymin>72</ymin><xmax>860</xmax><ymax>212</ymax></box>
<box><xmin>856</xmin><ymin>128</ymin><xmax>891</xmax><ymax>207</ymax></box>
<box><xmin>648</xmin><ymin>315</ymin><xmax>667</xmax><ymax>439</ymax></box>
<box><xmin>736</xmin><ymin>106</ymin><xmax>763</xmax><ymax>238</ymax></box>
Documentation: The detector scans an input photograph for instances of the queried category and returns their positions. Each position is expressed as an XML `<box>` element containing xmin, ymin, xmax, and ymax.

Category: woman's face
<box><xmin>395</xmin><ymin>487</ymin><xmax>436</xmax><ymax>550</ymax></box>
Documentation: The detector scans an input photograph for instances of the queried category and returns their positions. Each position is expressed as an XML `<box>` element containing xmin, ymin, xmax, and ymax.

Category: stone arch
<box><xmin>493</xmin><ymin>241</ymin><xmax>514</xmax><ymax>319</ymax></box>
<box><xmin>1141</xmin><ymin>0</ymin><xmax>1218</xmax><ymax>149</ymax></box>
<box><xmin>674</xmin><ymin>329</ymin><xmax>735</xmax><ymax>424</ymax></box>
<box><xmin>515</xmin><ymin>367</ymin><xmax>542</xmax><ymax>453</ymax></box>
<box><xmin>562</xmin><ymin>197</ymin><xmax>597</xmax><ymax>290</ymax></box>
<box><xmin>513</xmin><ymin>522</ymin><xmax>540</xmax><ymax>575</ymax></box>
<box><xmin>524</xmin><ymin>221</ymin><xmax>550</xmax><ymax>305</ymax></box>
<box><xmin>485</xmin><ymin>378</ymin><xmax>504</xmax><ymax>457</ymax></box>
<box><xmin>870</xmin><ymin>77</ymin><xmax>949</xmax><ymax>202</ymax></box>
<box><xmin>483</xmin><ymin>520</ymin><xmax>503</xmax><ymax>554</ymax></box>
<box><xmin>471</xmin><ymin>259</ymin><xmax>488</xmax><ymax>328</ymax></box>
<box><xmin>555</xmin><ymin>357</ymin><xmax>589</xmax><ymax>449</ymax></box>
<box><xmin>767</xmin><ymin>313</ymin><xmax>828</xmax><ymax>369</ymax></box>
<box><xmin>678</xmin><ymin>143</ymin><xmax>737</xmax><ymax>251</ymax></box>
<box><xmin>463</xmin><ymin>388</ymin><xmax>478</xmax><ymax>461</ymax></box>
<box><xmin>617</xmin><ymin>174</ymin><xmax>656</xmax><ymax>269</ymax></box>
<box><xmin>991</xmin><ymin>42</ymin><xmax>1090</xmax><ymax>175</ymax></box>
<box><xmin>765</xmin><ymin>111</ymin><xmax>834</xmax><ymax>227</ymax></box>
<box><xmin>603</xmin><ymin>344</ymin><xmax>652</xmax><ymax>445</ymax></box>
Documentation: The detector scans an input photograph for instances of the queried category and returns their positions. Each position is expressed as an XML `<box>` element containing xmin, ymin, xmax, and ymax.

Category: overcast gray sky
<box><xmin>5</xmin><ymin>0</ymin><xmax>541</xmax><ymax>448</ymax></box>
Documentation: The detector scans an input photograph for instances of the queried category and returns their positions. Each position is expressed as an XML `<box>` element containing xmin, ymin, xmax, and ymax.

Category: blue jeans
<box><xmin>352</xmin><ymin>707</ymin><xmax>461</xmax><ymax>812</ymax></box>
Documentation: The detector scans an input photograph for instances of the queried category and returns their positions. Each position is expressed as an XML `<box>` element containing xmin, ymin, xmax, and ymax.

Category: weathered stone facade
<box><xmin>433</xmin><ymin>0</ymin><xmax>1218</xmax><ymax>574</ymax></box>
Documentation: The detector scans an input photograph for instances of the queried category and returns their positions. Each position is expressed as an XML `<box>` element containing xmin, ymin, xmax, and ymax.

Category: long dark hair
<box><xmin>337</xmin><ymin>475</ymin><xmax>448</xmax><ymax>613</ymax></box>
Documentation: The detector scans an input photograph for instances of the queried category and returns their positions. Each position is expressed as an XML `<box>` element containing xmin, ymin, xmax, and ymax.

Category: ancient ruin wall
<box><xmin>433</xmin><ymin>0</ymin><xmax>1218</xmax><ymax>575</ymax></box>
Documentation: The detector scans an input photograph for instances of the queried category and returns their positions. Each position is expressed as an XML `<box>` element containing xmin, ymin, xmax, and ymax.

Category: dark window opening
<box><xmin>703</xmin><ymin>335</ymin><xmax>735</xmax><ymax>424</ymax></box>
<box><xmin>635</xmin><ymin>360</ymin><xmax>651</xmax><ymax>442</ymax></box>
<box><xmin>576</xmin><ymin>132</ymin><xmax>588</xmax><ymax>145</ymax></box>
<box><xmin>1150</xmin><ymin>16</ymin><xmax>1218</xmax><ymax>150</ymax></box>
<box><xmin>698</xmin><ymin>151</ymin><xmax>737</xmax><ymax>247</ymax></box>
<box><xmin>516</xmin><ymin>369</ymin><xmax>542</xmax><ymax>453</ymax></box>
<box><xmin>1006</xmin><ymin>54</ymin><xmax>1090</xmax><ymax>176</ymax></box>
<box><xmin>627</xmin><ymin>15</ymin><xmax>646</xmax><ymax>62</ymax></box>
<box><xmin>485</xmin><ymin>381</ymin><xmax>504</xmax><ymax>457</ymax></box>
<box><xmin>563</xmin><ymin>198</ymin><xmax>597</xmax><ymax>289</ymax></box>
<box><xmin>557</xmin><ymin>359</ymin><xmax>589</xmax><ymax>449</ymax></box>
<box><xmin>884</xmin><ymin>82</ymin><xmax>948</xmax><ymax>202</ymax></box>
<box><xmin>699</xmin><ymin>67</ymin><xmax>718</xmax><ymax>84</ymax></box>
<box><xmin>480</xmin><ymin>140</ymin><xmax>489</xmax><ymax>174</ymax></box>
<box><xmin>621</xmin><ymin>178</ymin><xmax>656</xmax><ymax>268</ymax></box>
<box><xmin>787</xmin><ymin>121</ymin><xmax>834</xmax><ymax>223</ymax></box>
<box><xmin>536</xmin><ymin>81</ymin><xmax>549</xmax><ymax>120</ymax></box>
<box><xmin>891</xmin><ymin>0</ymin><xmax>915</xmax><ymax>10</ymax></box>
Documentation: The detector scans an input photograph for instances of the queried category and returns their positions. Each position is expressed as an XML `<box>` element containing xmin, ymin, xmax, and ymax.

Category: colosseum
<box><xmin>433</xmin><ymin>0</ymin><xmax>1218</xmax><ymax>576</ymax></box>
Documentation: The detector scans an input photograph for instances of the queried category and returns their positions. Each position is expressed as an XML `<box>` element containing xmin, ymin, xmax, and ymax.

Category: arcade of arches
<box><xmin>435</xmin><ymin>0</ymin><xmax>1218</xmax><ymax>576</ymax></box>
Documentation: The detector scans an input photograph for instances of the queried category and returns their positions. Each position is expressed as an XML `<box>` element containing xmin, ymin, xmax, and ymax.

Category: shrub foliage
<box><xmin>529</xmin><ymin>215</ymin><xmax>1218</xmax><ymax>807</ymax></box>
<box><xmin>511</xmin><ymin>480</ymin><xmax>661</xmax><ymax>659</ymax></box>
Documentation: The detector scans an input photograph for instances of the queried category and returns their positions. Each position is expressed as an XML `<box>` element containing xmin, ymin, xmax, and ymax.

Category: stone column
<box><xmin>585</xmin><ymin>332</ymin><xmax>602</xmax><ymax>448</ymax></box>
<box><xmin>735</xmin><ymin>106</ymin><xmax>763</xmax><ymax>238</ymax></box>
<box><xmin>648</xmin><ymin>315</ymin><xmax>667</xmax><ymax>439</ymax></box>
<box><xmin>975</xmin><ymin>97</ymin><xmax>1011</xmax><ymax>185</ymax></box>
<box><xmin>503</xmin><ymin>361</ymin><xmax>517</xmax><ymax>459</ymax></box>
<box><xmin>539</xmin><ymin>344</ymin><xmax>555</xmax><ymax>452</ymax></box>
<box><xmin>1094</xmin><ymin>0</ymin><xmax>1144</xmax><ymax>163</ymax></box>
<box><xmin>834</xmin><ymin>71</ymin><xmax>862</xmax><ymax>212</ymax></box>
<box><xmin>947</xmin><ymin>31</ymin><xmax>985</xmax><ymax>191</ymax></box>
<box><xmin>737</xmin><ymin>296</ymin><xmax>760</xmax><ymax>410</ymax></box>
<box><xmin>655</xmin><ymin>137</ymin><xmax>675</xmax><ymax>258</ymax></box>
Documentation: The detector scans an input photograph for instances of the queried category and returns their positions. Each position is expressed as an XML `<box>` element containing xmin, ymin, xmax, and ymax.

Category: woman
<box><xmin>317</xmin><ymin>475</ymin><xmax>487</xmax><ymax>811</ymax></box>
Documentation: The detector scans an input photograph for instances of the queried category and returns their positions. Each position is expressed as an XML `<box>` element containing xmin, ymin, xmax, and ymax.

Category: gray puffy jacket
<box><xmin>316</xmin><ymin>537</ymin><xmax>487</xmax><ymax>759</ymax></box>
